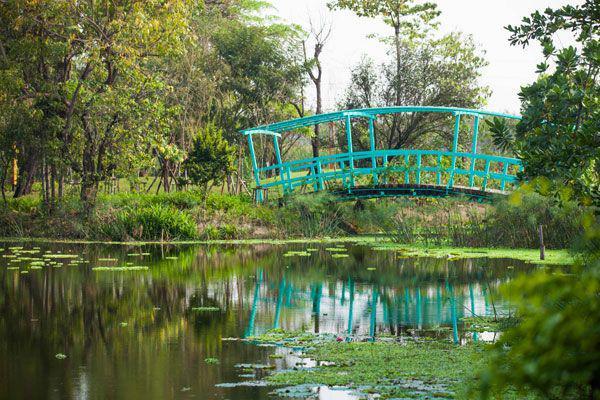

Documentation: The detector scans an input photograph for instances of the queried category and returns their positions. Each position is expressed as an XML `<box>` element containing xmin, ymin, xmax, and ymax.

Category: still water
<box><xmin>0</xmin><ymin>241</ymin><xmax>547</xmax><ymax>400</ymax></box>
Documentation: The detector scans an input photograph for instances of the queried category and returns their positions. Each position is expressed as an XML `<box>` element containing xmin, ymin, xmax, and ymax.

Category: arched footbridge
<box><xmin>242</xmin><ymin>107</ymin><xmax>523</xmax><ymax>202</ymax></box>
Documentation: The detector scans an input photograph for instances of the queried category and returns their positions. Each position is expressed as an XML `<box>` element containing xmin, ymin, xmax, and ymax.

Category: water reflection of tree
<box><xmin>0</xmin><ymin>242</ymin><xmax>536</xmax><ymax>398</ymax></box>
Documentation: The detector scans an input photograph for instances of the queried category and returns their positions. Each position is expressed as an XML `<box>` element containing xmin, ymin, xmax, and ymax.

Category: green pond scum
<box><xmin>243</xmin><ymin>330</ymin><xmax>487</xmax><ymax>399</ymax></box>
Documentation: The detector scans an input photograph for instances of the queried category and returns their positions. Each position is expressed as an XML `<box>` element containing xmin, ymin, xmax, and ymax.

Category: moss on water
<box><xmin>372</xmin><ymin>244</ymin><xmax>574</xmax><ymax>265</ymax></box>
<box><xmin>248</xmin><ymin>330</ymin><xmax>485</xmax><ymax>399</ymax></box>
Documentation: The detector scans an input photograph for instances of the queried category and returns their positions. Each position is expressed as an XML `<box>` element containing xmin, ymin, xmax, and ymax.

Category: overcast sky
<box><xmin>267</xmin><ymin>0</ymin><xmax>580</xmax><ymax>115</ymax></box>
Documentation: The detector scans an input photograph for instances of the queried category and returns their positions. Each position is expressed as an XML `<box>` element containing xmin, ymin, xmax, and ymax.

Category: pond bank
<box><xmin>0</xmin><ymin>235</ymin><xmax>577</xmax><ymax>265</ymax></box>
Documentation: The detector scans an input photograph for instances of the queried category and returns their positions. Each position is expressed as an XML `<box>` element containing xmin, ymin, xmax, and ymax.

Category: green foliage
<box><xmin>211</xmin><ymin>16</ymin><xmax>305</xmax><ymax>141</ymax></box>
<box><xmin>104</xmin><ymin>205</ymin><xmax>198</xmax><ymax>241</ymax></box>
<box><xmin>183</xmin><ymin>123</ymin><xmax>236</xmax><ymax>193</ymax></box>
<box><xmin>490</xmin><ymin>0</ymin><xmax>600</xmax><ymax>206</ymax></box>
<box><xmin>478</xmin><ymin>249</ymin><xmax>600</xmax><ymax>398</ymax></box>
<box><xmin>328</xmin><ymin>0</ymin><xmax>440</xmax><ymax>36</ymax></box>
<box><xmin>0</xmin><ymin>0</ymin><xmax>190</xmax><ymax>208</ymax></box>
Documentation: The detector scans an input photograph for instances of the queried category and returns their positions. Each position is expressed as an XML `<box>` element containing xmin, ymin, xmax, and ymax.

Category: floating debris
<box><xmin>234</xmin><ymin>363</ymin><xmax>274</xmax><ymax>370</ymax></box>
<box><xmin>55</xmin><ymin>353</ymin><xmax>67</xmax><ymax>360</ymax></box>
<box><xmin>215</xmin><ymin>381</ymin><xmax>268</xmax><ymax>388</ymax></box>
<box><xmin>43</xmin><ymin>254</ymin><xmax>79</xmax><ymax>259</ymax></box>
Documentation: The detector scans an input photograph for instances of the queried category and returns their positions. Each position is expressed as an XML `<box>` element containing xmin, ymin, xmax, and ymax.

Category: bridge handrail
<box><xmin>259</xmin><ymin>150</ymin><xmax>521</xmax><ymax>173</ymax></box>
<box><xmin>243</xmin><ymin>106</ymin><xmax>521</xmax><ymax>135</ymax></box>
<box><xmin>257</xmin><ymin>149</ymin><xmax>522</xmax><ymax>194</ymax></box>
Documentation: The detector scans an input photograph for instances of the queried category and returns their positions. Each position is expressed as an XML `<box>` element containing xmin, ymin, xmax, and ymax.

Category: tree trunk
<box><xmin>80</xmin><ymin>179</ymin><xmax>99</xmax><ymax>215</ymax></box>
<box><xmin>312</xmin><ymin>83</ymin><xmax>322</xmax><ymax>158</ymax></box>
<box><xmin>162</xmin><ymin>159</ymin><xmax>171</xmax><ymax>193</ymax></box>
<box><xmin>13</xmin><ymin>150</ymin><xmax>38</xmax><ymax>198</ymax></box>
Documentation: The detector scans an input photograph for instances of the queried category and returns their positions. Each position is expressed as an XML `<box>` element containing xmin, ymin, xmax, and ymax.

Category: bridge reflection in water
<box><xmin>242</xmin><ymin>107</ymin><xmax>523</xmax><ymax>202</ymax></box>
<box><xmin>244</xmin><ymin>266</ymin><xmax>506</xmax><ymax>345</ymax></box>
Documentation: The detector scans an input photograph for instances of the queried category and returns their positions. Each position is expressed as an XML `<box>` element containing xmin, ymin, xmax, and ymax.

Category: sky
<box><xmin>267</xmin><ymin>0</ymin><xmax>580</xmax><ymax>115</ymax></box>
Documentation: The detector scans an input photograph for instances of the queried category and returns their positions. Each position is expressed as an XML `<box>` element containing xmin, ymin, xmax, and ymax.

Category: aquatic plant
<box><xmin>92</xmin><ymin>266</ymin><xmax>149</xmax><ymax>271</ymax></box>
<box><xmin>191</xmin><ymin>307</ymin><xmax>220</xmax><ymax>312</ymax></box>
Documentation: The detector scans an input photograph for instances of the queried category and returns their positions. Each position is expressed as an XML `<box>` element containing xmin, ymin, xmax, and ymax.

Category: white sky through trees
<box><xmin>268</xmin><ymin>0</ymin><xmax>580</xmax><ymax>115</ymax></box>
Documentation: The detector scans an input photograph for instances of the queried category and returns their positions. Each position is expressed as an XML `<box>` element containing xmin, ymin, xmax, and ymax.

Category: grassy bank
<box><xmin>0</xmin><ymin>190</ymin><xmax>589</xmax><ymax>249</ymax></box>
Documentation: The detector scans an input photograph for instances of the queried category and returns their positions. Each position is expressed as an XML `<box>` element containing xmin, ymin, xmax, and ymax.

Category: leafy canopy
<box><xmin>487</xmin><ymin>0</ymin><xmax>599</xmax><ymax>206</ymax></box>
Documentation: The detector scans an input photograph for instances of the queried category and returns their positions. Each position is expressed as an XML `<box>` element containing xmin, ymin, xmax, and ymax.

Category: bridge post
<box><xmin>345</xmin><ymin>115</ymin><xmax>355</xmax><ymax>187</ymax></box>
<box><xmin>449</xmin><ymin>114</ymin><xmax>461</xmax><ymax>188</ymax></box>
<box><xmin>368</xmin><ymin>118</ymin><xmax>378</xmax><ymax>185</ymax></box>
<box><xmin>272</xmin><ymin>135</ymin><xmax>286</xmax><ymax>194</ymax></box>
<box><xmin>246</xmin><ymin>133</ymin><xmax>263</xmax><ymax>202</ymax></box>
<box><xmin>469</xmin><ymin>116</ymin><xmax>480</xmax><ymax>187</ymax></box>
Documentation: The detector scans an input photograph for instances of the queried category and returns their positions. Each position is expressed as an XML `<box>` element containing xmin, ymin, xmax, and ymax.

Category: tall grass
<box><xmin>382</xmin><ymin>192</ymin><xmax>585</xmax><ymax>249</ymax></box>
<box><xmin>275</xmin><ymin>193</ymin><xmax>347</xmax><ymax>237</ymax></box>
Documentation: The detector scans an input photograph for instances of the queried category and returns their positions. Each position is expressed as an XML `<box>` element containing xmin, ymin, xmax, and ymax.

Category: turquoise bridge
<box><xmin>242</xmin><ymin>106</ymin><xmax>523</xmax><ymax>202</ymax></box>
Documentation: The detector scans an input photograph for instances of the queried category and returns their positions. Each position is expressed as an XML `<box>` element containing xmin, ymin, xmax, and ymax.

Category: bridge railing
<box><xmin>242</xmin><ymin>106</ymin><xmax>524</xmax><ymax>201</ymax></box>
<box><xmin>257</xmin><ymin>149</ymin><xmax>523</xmax><ymax>196</ymax></box>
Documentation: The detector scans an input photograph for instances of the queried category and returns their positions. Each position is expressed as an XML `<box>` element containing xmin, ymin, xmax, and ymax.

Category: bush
<box><xmin>100</xmin><ymin>204</ymin><xmax>198</xmax><ymax>241</ymax></box>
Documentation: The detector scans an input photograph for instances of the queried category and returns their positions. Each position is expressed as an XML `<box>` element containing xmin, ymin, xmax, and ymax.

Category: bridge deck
<box><xmin>331</xmin><ymin>184</ymin><xmax>505</xmax><ymax>201</ymax></box>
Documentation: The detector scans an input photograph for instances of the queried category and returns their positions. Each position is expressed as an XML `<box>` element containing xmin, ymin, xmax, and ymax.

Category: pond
<box><xmin>0</xmin><ymin>241</ymin><xmax>558</xmax><ymax>399</ymax></box>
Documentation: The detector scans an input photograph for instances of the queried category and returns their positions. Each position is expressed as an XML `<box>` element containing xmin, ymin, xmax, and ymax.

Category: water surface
<box><xmin>0</xmin><ymin>241</ymin><xmax>551</xmax><ymax>399</ymax></box>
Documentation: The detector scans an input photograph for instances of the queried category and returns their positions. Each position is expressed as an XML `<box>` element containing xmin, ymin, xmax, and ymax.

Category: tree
<box><xmin>183</xmin><ymin>123</ymin><xmax>236</xmax><ymax>196</ymax></box>
<box><xmin>303</xmin><ymin>19</ymin><xmax>332</xmax><ymax>158</ymax></box>
<box><xmin>338</xmin><ymin>32</ymin><xmax>489</xmax><ymax>150</ymax></box>
<box><xmin>488</xmin><ymin>0</ymin><xmax>599</xmax><ymax>206</ymax></box>
<box><xmin>329</xmin><ymin>0</ymin><xmax>440</xmax><ymax>145</ymax></box>
<box><xmin>0</xmin><ymin>0</ymin><xmax>189</xmax><ymax>211</ymax></box>
<box><xmin>477</xmin><ymin>3</ymin><xmax>600</xmax><ymax>398</ymax></box>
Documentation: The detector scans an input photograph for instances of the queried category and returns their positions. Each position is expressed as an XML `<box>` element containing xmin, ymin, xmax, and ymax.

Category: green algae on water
<box><xmin>191</xmin><ymin>307</ymin><xmax>220</xmax><ymax>312</ymax></box>
<box><xmin>284</xmin><ymin>251</ymin><xmax>311</xmax><ymax>257</ymax></box>
<box><xmin>92</xmin><ymin>266</ymin><xmax>149</xmax><ymax>272</ymax></box>
<box><xmin>249</xmin><ymin>330</ymin><xmax>486</xmax><ymax>399</ymax></box>
<box><xmin>331</xmin><ymin>254</ymin><xmax>349</xmax><ymax>258</ymax></box>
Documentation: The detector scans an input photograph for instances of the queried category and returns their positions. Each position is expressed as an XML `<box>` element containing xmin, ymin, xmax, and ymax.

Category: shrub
<box><xmin>101</xmin><ymin>204</ymin><xmax>198</xmax><ymax>241</ymax></box>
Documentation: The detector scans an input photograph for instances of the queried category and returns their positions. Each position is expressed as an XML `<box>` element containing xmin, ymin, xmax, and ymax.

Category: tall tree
<box><xmin>303</xmin><ymin>19</ymin><xmax>332</xmax><ymax>158</ymax></box>
<box><xmin>488</xmin><ymin>0</ymin><xmax>599</xmax><ymax>206</ymax></box>
<box><xmin>339</xmin><ymin>33</ymin><xmax>489</xmax><ymax>150</ymax></box>
<box><xmin>328</xmin><ymin>0</ymin><xmax>439</xmax><ymax>105</ymax></box>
